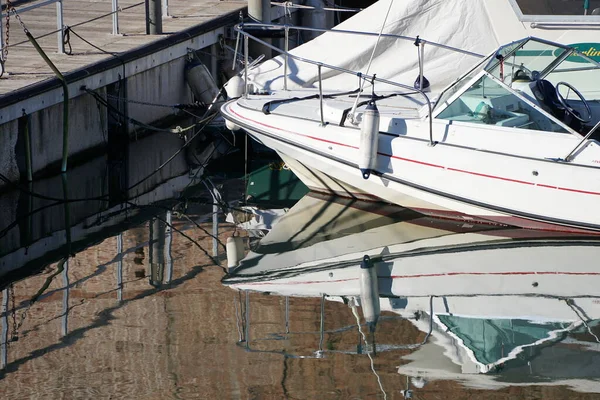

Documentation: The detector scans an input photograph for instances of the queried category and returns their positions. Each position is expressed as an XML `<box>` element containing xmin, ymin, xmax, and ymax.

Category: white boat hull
<box><xmin>222</xmin><ymin>99</ymin><xmax>600</xmax><ymax>233</ymax></box>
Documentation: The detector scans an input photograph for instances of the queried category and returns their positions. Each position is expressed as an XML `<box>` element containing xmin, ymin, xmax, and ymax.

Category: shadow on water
<box><xmin>0</xmin><ymin>262</ymin><xmax>208</xmax><ymax>379</ymax></box>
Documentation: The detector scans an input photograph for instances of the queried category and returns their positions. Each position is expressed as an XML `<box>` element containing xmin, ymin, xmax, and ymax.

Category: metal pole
<box><xmin>212</xmin><ymin>189</ymin><xmax>218</xmax><ymax>258</ymax></box>
<box><xmin>117</xmin><ymin>233</ymin><xmax>123</xmax><ymax>302</ymax></box>
<box><xmin>419</xmin><ymin>42</ymin><xmax>424</xmax><ymax>91</ymax></box>
<box><xmin>165</xmin><ymin>211</ymin><xmax>173</xmax><ymax>284</ymax></box>
<box><xmin>0</xmin><ymin>1</ymin><xmax>4</xmax><ymax>61</ymax></box>
<box><xmin>112</xmin><ymin>0</ymin><xmax>120</xmax><ymax>35</ymax></box>
<box><xmin>23</xmin><ymin>113</ymin><xmax>32</xmax><ymax>182</ymax></box>
<box><xmin>61</xmin><ymin>259</ymin><xmax>69</xmax><ymax>336</ymax></box>
<box><xmin>162</xmin><ymin>0</ymin><xmax>169</xmax><ymax>17</ymax></box>
<box><xmin>1</xmin><ymin>288</ymin><xmax>8</xmax><ymax>369</ymax></box>
<box><xmin>145</xmin><ymin>0</ymin><xmax>162</xmax><ymax>34</ymax></box>
<box><xmin>56</xmin><ymin>0</ymin><xmax>64</xmax><ymax>53</ymax></box>
<box><xmin>244</xmin><ymin>34</ymin><xmax>249</xmax><ymax>98</ymax></box>
<box><xmin>318</xmin><ymin>64</ymin><xmax>324</xmax><ymax>126</ymax></box>
<box><xmin>245</xmin><ymin>290</ymin><xmax>250</xmax><ymax>349</ymax></box>
<box><xmin>284</xmin><ymin>26</ymin><xmax>289</xmax><ymax>91</ymax></box>
<box><xmin>317</xmin><ymin>294</ymin><xmax>325</xmax><ymax>357</ymax></box>
<box><xmin>285</xmin><ymin>296</ymin><xmax>289</xmax><ymax>334</ymax></box>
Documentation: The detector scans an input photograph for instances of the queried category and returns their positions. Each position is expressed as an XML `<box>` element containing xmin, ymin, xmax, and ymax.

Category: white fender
<box><xmin>359</xmin><ymin>254</ymin><xmax>380</xmax><ymax>332</ymax></box>
<box><xmin>225</xmin><ymin>119</ymin><xmax>241</xmax><ymax>132</ymax></box>
<box><xmin>358</xmin><ymin>101</ymin><xmax>380</xmax><ymax>179</ymax></box>
<box><xmin>226</xmin><ymin>236</ymin><xmax>245</xmax><ymax>271</ymax></box>
<box><xmin>225</xmin><ymin>75</ymin><xmax>245</xmax><ymax>99</ymax></box>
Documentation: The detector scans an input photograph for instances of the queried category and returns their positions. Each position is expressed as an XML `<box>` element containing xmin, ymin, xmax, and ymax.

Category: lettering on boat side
<box><xmin>554</xmin><ymin>43</ymin><xmax>600</xmax><ymax>63</ymax></box>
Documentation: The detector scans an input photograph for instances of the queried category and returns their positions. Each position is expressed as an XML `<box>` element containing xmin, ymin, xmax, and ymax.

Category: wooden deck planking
<box><xmin>0</xmin><ymin>0</ymin><xmax>246</xmax><ymax>97</ymax></box>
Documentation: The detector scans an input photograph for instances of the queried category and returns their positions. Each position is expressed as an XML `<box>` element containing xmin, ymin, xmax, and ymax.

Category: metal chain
<box><xmin>3</xmin><ymin>0</ymin><xmax>11</xmax><ymax>62</ymax></box>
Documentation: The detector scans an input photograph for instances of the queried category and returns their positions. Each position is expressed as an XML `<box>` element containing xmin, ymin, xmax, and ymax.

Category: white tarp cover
<box><xmin>247</xmin><ymin>0</ymin><xmax>498</xmax><ymax>92</ymax></box>
<box><xmin>245</xmin><ymin>0</ymin><xmax>600</xmax><ymax>93</ymax></box>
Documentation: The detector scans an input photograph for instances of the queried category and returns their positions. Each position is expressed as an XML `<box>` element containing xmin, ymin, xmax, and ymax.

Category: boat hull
<box><xmin>222</xmin><ymin>100</ymin><xmax>600</xmax><ymax>233</ymax></box>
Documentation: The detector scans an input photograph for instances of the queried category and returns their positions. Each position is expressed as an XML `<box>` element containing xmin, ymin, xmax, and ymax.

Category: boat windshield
<box><xmin>436</xmin><ymin>74</ymin><xmax>568</xmax><ymax>133</ymax></box>
<box><xmin>434</xmin><ymin>38</ymin><xmax>600</xmax><ymax>133</ymax></box>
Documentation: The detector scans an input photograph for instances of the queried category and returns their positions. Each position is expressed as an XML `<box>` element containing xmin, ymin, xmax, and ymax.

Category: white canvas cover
<box><xmin>244</xmin><ymin>0</ymin><xmax>600</xmax><ymax>93</ymax></box>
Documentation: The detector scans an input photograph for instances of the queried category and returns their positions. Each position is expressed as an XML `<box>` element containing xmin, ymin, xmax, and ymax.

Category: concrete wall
<box><xmin>28</xmin><ymin>92</ymin><xmax>106</xmax><ymax>176</ymax></box>
<box><xmin>0</xmin><ymin>120</ymin><xmax>19</xmax><ymax>183</ymax></box>
<box><xmin>127</xmin><ymin>57</ymin><xmax>194</xmax><ymax>127</ymax></box>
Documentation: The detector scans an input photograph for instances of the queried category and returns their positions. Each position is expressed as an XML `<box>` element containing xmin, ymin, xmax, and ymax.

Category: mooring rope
<box><xmin>348</xmin><ymin>0</ymin><xmax>395</xmax><ymax>124</ymax></box>
<box><xmin>350</xmin><ymin>298</ymin><xmax>387</xmax><ymax>400</ymax></box>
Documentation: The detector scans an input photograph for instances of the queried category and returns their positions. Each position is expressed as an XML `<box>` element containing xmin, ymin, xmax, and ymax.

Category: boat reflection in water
<box><xmin>223</xmin><ymin>192</ymin><xmax>600</xmax><ymax>394</ymax></box>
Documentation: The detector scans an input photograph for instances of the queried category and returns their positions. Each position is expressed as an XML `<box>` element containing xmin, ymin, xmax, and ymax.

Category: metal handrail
<box><xmin>241</xmin><ymin>22</ymin><xmax>485</xmax><ymax>58</ymax></box>
<box><xmin>235</xmin><ymin>22</ymin><xmax>438</xmax><ymax>145</ymax></box>
<box><xmin>0</xmin><ymin>0</ymin><xmax>162</xmax><ymax>57</ymax></box>
<box><xmin>1</xmin><ymin>0</ymin><xmax>64</xmax><ymax>54</ymax></box>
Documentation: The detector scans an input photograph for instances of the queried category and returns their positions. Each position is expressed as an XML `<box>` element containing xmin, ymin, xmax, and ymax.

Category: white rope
<box><xmin>348</xmin><ymin>0</ymin><xmax>395</xmax><ymax>124</ymax></box>
<box><xmin>351</xmin><ymin>299</ymin><xmax>387</xmax><ymax>400</ymax></box>
<box><xmin>566</xmin><ymin>299</ymin><xmax>600</xmax><ymax>343</ymax></box>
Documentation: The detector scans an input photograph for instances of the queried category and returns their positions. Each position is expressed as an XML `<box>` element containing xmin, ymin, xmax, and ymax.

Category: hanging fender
<box><xmin>358</xmin><ymin>101</ymin><xmax>380</xmax><ymax>179</ymax></box>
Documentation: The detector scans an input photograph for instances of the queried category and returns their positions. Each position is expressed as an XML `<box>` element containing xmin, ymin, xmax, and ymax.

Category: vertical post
<box><xmin>61</xmin><ymin>259</ymin><xmax>69</xmax><ymax>336</ymax></box>
<box><xmin>212</xmin><ymin>188</ymin><xmax>218</xmax><ymax>258</ymax></box>
<box><xmin>23</xmin><ymin>114</ymin><xmax>32</xmax><ymax>182</ymax></box>
<box><xmin>0</xmin><ymin>2</ymin><xmax>4</xmax><ymax>62</ymax></box>
<box><xmin>162</xmin><ymin>0</ymin><xmax>169</xmax><ymax>18</ymax></box>
<box><xmin>145</xmin><ymin>0</ymin><xmax>163</xmax><ymax>34</ymax></box>
<box><xmin>112</xmin><ymin>0</ymin><xmax>120</xmax><ymax>35</ymax></box>
<box><xmin>1</xmin><ymin>288</ymin><xmax>8</xmax><ymax>369</ymax></box>
<box><xmin>56</xmin><ymin>0</ymin><xmax>64</xmax><ymax>54</ymax></box>
<box><xmin>244</xmin><ymin>34</ymin><xmax>249</xmax><ymax>98</ymax></box>
<box><xmin>117</xmin><ymin>233</ymin><xmax>123</xmax><ymax>302</ymax></box>
<box><xmin>165</xmin><ymin>211</ymin><xmax>173</xmax><ymax>284</ymax></box>
<box><xmin>244</xmin><ymin>290</ymin><xmax>250</xmax><ymax>349</ymax></box>
<box><xmin>419</xmin><ymin>42</ymin><xmax>425</xmax><ymax>92</ymax></box>
<box><xmin>318</xmin><ymin>64</ymin><xmax>324</xmax><ymax>126</ymax></box>
<box><xmin>284</xmin><ymin>26</ymin><xmax>289</xmax><ymax>91</ymax></box>
<box><xmin>316</xmin><ymin>294</ymin><xmax>325</xmax><ymax>358</ymax></box>
<box><xmin>284</xmin><ymin>296</ymin><xmax>289</xmax><ymax>334</ymax></box>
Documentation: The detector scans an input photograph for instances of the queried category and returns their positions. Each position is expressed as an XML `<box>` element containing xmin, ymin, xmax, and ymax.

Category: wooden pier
<box><xmin>0</xmin><ymin>0</ymin><xmax>247</xmax><ymax>95</ymax></box>
<box><xmin>0</xmin><ymin>0</ymin><xmax>295</xmax><ymax>188</ymax></box>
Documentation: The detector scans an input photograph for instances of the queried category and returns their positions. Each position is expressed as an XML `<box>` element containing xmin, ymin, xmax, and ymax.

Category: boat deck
<box><xmin>241</xmin><ymin>89</ymin><xmax>432</xmax><ymax>127</ymax></box>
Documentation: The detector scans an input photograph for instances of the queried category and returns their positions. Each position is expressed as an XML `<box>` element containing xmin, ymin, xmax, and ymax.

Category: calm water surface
<box><xmin>1</xmin><ymin>134</ymin><xmax>600</xmax><ymax>399</ymax></box>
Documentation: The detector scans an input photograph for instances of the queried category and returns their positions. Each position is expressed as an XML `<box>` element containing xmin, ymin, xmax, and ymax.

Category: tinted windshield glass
<box><xmin>436</xmin><ymin>75</ymin><xmax>568</xmax><ymax>133</ymax></box>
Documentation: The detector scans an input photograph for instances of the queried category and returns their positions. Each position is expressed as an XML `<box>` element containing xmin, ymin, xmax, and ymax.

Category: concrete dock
<box><xmin>0</xmin><ymin>0</ymin><xmax>246</xmax><ymax>95</ymax></box>
<box><xmin>0</xmin><ymin>0</ymin><xmax>294</xmax><ymax>188</ymax></box>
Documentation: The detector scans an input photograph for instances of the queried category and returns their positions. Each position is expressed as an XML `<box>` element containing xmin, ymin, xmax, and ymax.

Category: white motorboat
<box><xmin>222</xmin><ymin>35</ymin><xmax>600</xmax><ymax>233</ymax></box>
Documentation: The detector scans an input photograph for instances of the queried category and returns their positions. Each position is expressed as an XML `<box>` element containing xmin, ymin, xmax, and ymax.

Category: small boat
<box><xmin>222</xmin><ymin>36</ymin><xmax>600</xmax><ymax>232</ymax></box>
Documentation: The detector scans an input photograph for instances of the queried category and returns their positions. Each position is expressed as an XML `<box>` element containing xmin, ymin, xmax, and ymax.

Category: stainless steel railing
<box><xmin>234</xmin><ymin>22</ymin><xmax>483</xmax><ymax>145</ymax></box>
<box><xmin>0</xmin><ymin>0</ymin><xmax>170</xmax><ymax>56</ymax></box>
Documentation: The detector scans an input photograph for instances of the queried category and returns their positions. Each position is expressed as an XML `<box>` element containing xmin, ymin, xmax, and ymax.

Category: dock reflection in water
<box><xmin>1</xmin><ymin>177</ymin><xmax>600</xmax><ymax>398</ymax></box>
